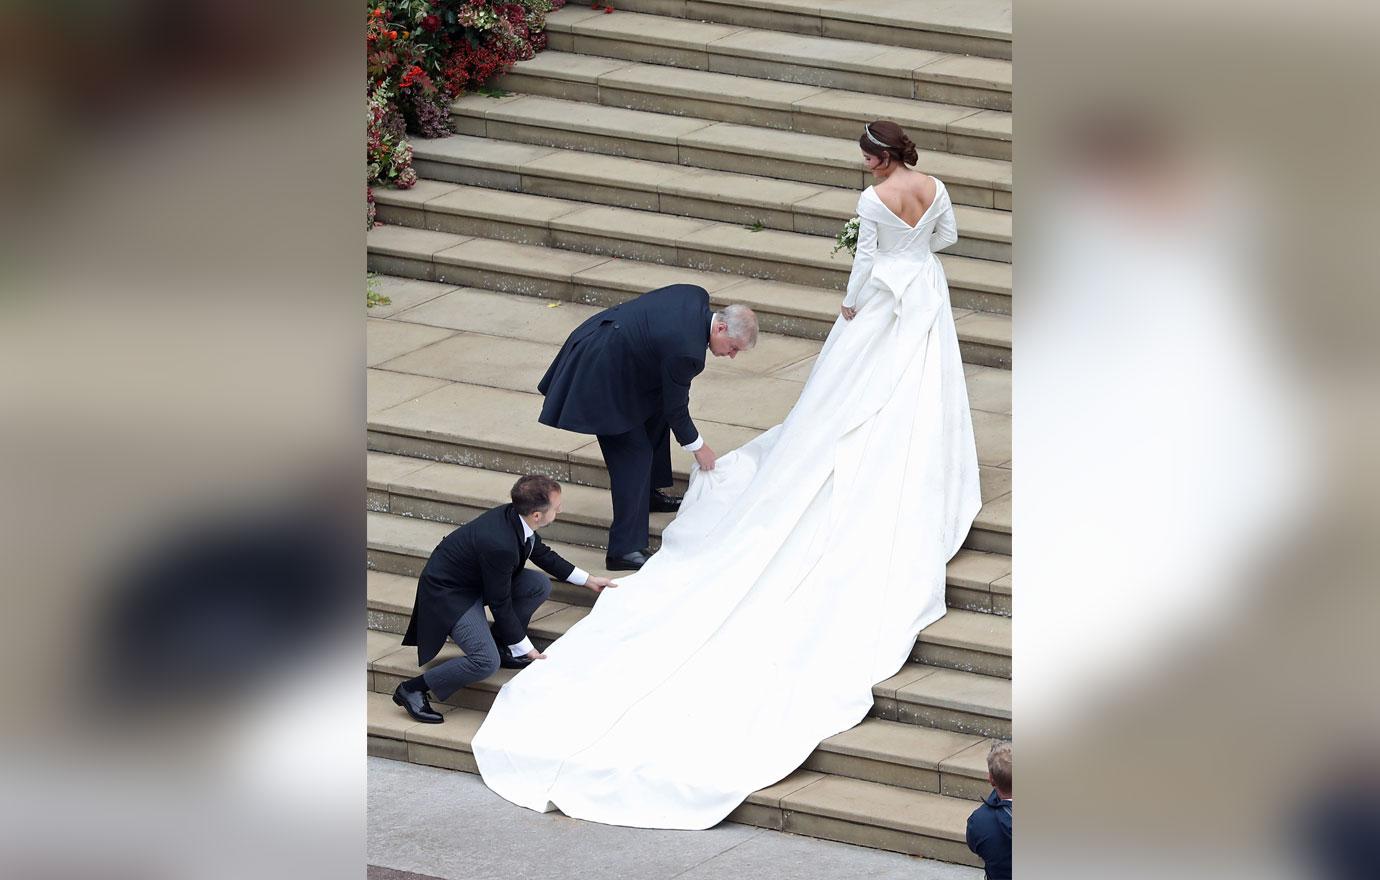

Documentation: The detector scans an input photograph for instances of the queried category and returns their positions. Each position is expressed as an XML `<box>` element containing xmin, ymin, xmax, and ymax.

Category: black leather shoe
<box><xmin>649</xmin><ymin>490</ymin><xmax>683</xmax><ymax>513</ymax></box>
<box><xmin>392</xmin><ymin>682</ymin><xmax>444</xmax><ymax>724</ymax></box>
<box><xmin>498</xmin><ymin>649</ymin><xmax>533</xmax><ymax>670</ymax></box>
<box><xmin>606</xmin><ymin>549</ymin><xmax>651</xmax><ymax>571</ymax></box>
<box><xmin>490</xmin><ymin>628</ymin><xmax>535</xmax><ymax>669</ymax></box>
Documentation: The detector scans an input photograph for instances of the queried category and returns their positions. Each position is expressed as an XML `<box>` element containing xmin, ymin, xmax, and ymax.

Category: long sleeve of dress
<box><xmin>929</xmin><ymin>191</ymin><xmax>958</xmax><ymax>253</ymax></box>
<box><xmin>841</xmin><ymin>197</ymin><xmax>878</xmax><ymax>309</ymax></box>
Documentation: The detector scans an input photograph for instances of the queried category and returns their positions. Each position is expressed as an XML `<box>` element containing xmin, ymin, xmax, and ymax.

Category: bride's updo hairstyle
<box><xmin>859</xmin><ymin>119</ymin><xmax>919</xmax><ymax>167</ymax></box>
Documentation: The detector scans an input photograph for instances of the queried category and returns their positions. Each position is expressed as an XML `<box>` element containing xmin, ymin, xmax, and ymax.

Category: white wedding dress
<box><xmin>472</xmin><ymin>178</ymin><xmax>982</xmax><ymax>829</ymax></box>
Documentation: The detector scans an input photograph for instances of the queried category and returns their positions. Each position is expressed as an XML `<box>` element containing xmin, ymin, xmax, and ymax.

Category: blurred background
<box><xmin>0</xmin><ymin>1</ymin><xmax>363</xmax><ymax>878</ymax></box>
<box><xmin>1018</xmin><ymin>0</ymin><xmax>1379</xmax><ymax>877</ymax></box>
<box><xmin>1</xmin><ymin>0</ymin><xmax>1377</xmax><ymax>877</ymax></box>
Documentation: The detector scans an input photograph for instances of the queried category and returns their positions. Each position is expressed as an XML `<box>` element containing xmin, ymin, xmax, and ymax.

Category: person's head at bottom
<box><xmin>512</xmin><ymin>474</ymin><xmax>563</xmax><ymax>530</ymax></box>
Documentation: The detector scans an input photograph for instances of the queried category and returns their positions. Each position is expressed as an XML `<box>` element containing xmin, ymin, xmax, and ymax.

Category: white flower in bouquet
<box><xmin>832</xmin><ymin>216</ymin><xmax>860</xmax><ymax>257</ymax></box>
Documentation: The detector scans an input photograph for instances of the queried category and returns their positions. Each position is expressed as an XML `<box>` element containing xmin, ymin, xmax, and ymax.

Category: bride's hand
<box><xmin>841</xmin><ymin>305</ymin><xmax>857</xmax><ymax>320</ymax></box>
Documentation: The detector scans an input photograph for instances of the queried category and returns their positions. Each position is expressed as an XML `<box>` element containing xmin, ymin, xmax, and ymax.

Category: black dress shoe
<box><xmin>498</xmin><ymin>649</ymin><xmax>533</xmax><ymax>670</ymax></box>
<box><xmin>606</xmin><ymin>549</ymin><xmax>651</xmax><ymax>571</ymax></box>
<box><xmin>490</xmin><ymin>627</ymin><xmax>535</xmax><ymax>669</ymax></box>
<box><xmin>392</xmin><ymin>682</ymin><xmax>444</xmax><ymax>723</ymax></box>
<box><xmin>649</xmin><ymin>489</ymin><xmax>683</xmax><ymax>513</ymax></box>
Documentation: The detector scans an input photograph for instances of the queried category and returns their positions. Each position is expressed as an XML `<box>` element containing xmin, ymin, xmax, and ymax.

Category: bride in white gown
<box><xmin>472</xmin><ymin>119</ymin><xmax>982</xmax><ymax>829</ymax></box>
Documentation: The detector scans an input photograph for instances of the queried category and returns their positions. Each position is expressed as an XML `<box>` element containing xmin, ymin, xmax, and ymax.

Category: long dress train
<box><xmin>471</xmin><ymin>178</ymin><xmax>982</xmax><ymax>829</ymax></box>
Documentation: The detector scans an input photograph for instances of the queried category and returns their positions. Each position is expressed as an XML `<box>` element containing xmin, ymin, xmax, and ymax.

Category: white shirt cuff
<box><xmin>567</xmin><ymin>567</ymin><xmax>589</xmax><ymax>586</ymax></box>
<box><xmin>682</xmin><ymin>435</ymin><xmax>704</xmax><ymax>452</ymax></box>
<box><xmin>508</xmin><ymin>637</ymin><xmax>535</xmax><ymax>658</ymax></box>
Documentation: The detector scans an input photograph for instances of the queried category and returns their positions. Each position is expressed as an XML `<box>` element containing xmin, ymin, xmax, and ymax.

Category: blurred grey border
<box><xmin>0</xmin><ymin>2</ymin><xmax>364</xmax><ymax>879</ymax></box>
<box><xmin>2</xmin><ymin>0</ymin><xmax>1378</xmax><ymax>877</ymax></box>
<box><xmin>1018</xmin><ymin>1</ymin><xmax>1379</xmax><ymax>877</ymax></box>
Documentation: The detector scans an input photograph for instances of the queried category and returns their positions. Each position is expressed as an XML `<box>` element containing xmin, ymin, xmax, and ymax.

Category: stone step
<box><xmin>367</xmin><ymin>508</ymin><xmax>1011</xmax><ymax>618</ymax></box>
<box><xmin>589</xmin><ymin>0</ymin><xmax>1013</xmax><ymax>61</ymax></box>
<box><xmin>542</xmin><ymin>6</ymin><xmax>1011</xmax><ymax>111</ymax></box>
<box><xmin>364</xmin><ymin>284</ymin><xmax>1010</xmax><ymax>538</ymax></box>
<box><xmin>368</xmin><ymin>226</ymin><xmax>1011</xmax><ymax>367</ymax></box>
<box><xmin>449</xmin><ymin>94</ymin><xmax>1012</xmax><ymax>211</ymax></box>
<box><xmin>369</xmin><ymin>604</ymin><xmax>1009</xmax><ymax>736</ymax></box>
<box><xmin>362</xmin><ymin>372</ymin><xmax>1011</xmax><ymax>557</ymax></box>
<box><xmin>371</xmin><ymin>187</ymin><xmax>1012</xmax><ymax>315</ymax></box>
<box><xmin>366</xmin><ymin>690</ymin><xmax>987</xmax><ymax>866</ymax></box>
<box><xmin>367</xmin><ymin>437</ymin><xmax>1010</xmax><ymax>578</ymax></box>
<box><xmin>409</xmin><ymin>134</ymin><xmax>1011</xmax><ymax>263</ymax></box>
<box><xmin>367</xmin><ymin>506</ymin><xmax>1011</xmax><ymax>673</ymax></box>
<box><xmin>493</xmin><ymin>51</ymin><xmax>1011</xmax><ymax>161</ymax></box>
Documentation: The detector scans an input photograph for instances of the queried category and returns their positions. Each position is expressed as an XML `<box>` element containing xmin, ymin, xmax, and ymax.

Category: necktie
<box><xmin>523</xmin><ymin>534</ymin><xmax>535</xmax><ymax>559</ymax></box>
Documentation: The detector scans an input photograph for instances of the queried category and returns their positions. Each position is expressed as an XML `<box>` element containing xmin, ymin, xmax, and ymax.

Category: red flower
<box><xmin>387</xmin><ymin>30</ymin><xmax>397</xmax><ymax>39</ymax></box>
<box><xmin>421</xmin><ymin>14</ymin><xmax>441</xmax><ymax>31</ymax></box>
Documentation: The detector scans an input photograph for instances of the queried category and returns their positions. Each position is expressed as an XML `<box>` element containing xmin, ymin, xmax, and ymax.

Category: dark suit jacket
<box><xmin>966</xmin><ymin>789</ymin><xmax>1012</xmax><ymax>879</ymax></box>
<box><xmin>537</xmin><ymin>284</ymin><xmax>712</xmax><ymax>446</ymax></box>
<box><xmin>401</xmin><ymin>504</ymin><xmax>575</xmax><ymax>665</ymax></box>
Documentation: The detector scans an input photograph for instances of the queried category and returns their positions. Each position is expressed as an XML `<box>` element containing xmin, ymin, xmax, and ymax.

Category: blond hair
<box><xmin>987</xmin><ymin>741</ymin><xmax>1012</xmax><ymax>794</ymax></box>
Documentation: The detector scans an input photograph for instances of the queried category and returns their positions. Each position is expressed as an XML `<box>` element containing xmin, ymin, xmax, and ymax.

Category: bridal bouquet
<box><xmin>832</xmin><ymin>216</ymin><xmax>860</xmax><ymax>257</ymax></box>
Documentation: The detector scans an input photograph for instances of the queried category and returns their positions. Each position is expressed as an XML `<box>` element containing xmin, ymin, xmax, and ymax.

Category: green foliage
<box><xmin>367</xmin><ymin>273</ymin><xmax>393</xmax><ymax>309</ymax></box>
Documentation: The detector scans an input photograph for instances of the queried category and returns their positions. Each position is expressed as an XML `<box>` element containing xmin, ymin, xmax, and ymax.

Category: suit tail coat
<box><xmin>537</xmin><ymin>283</ymin><xmax>711</xmax><ymax>446</ymax></box>
<box><xmin>401</xmin><ymin>504</ymin><xmax>575</xmax><ymax>665</ymax></box>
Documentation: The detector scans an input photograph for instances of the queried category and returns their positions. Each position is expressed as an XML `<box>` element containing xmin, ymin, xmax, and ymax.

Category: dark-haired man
<box><xmin>393</xmin><ymin>475</ymin><xmax>617</xmax><ymax>724</ymax></box>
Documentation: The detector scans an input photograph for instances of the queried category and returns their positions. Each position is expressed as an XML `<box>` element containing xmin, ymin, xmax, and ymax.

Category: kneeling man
<box><xmin>393</xmin><ymin>475</ymin><xmax>616</xmax><ymax>724</ymax></box>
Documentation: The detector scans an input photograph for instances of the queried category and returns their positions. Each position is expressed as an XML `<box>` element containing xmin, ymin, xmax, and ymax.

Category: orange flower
<box><xmin>388</xmin><ymin>30</ymin><xmax>397</xmax><ymax>38</ymax></box>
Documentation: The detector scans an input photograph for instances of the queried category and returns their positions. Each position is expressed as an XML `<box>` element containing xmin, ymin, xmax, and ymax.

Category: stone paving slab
<box><xmin>425</xmin><ymin>185</ymin><xmax>586</xmax><ymax>227</ymax></box>
<box><xmin>598</xmin><ymin>59</ymin><xmax>831</xmax><ymax>110</ymax></box>
<box><xmin>368</xmin><ymin>569</ymin><xmax>418</xmax><ymax>615</ymax></box>
<box><xmin>814</xmin><ymin>0</ymin><xmax>1011</xmax><ymax>39</ymax></box>
<box><xmin>379</xmin><ymin>333</ymin><xmax>561</xmax><ymax>394</ymax></box>
<box><xmin>367</xmin><ymin>318</ymin><xmax>457</xmax><ymax>367</ymax></box>
<box><xmin>367</xmin><ymin>277</ymin><xmax>462</xmax><ymax>319</ymax></box>
<box><xmin>367</xmin><ymin>369</ymin><xmax>451</xmax><ymax>416</ymax></box>
<box><xmin>782</xmin><ymin>773</ymin><xmax>975</xmax><ymax>841</ymax></box>
<box><xmin>368</xmin><ymin>510</ymin><xmax>1011</xmax><ymax>614</ymax></box>
<box><xmin>511</xmin><ymin>49</ymin><xmax>640</xmax><ymax>84</ymax></box>
<box><xmin>368</xmin><ymin>758</ymin><xmax>982</xmax><ymax>880</ymax></box>
<box><xmin>522</xmin><ymin>147</ymin><xmax>673</xmax><ymax>192</ymax></box>
<box><xmin>896</xmin><ymin>668</ymin><xmax>1012</xmax><ymax>720</ymax></box>
<box><xmin>486</xmin><ymin>95</ymin><xmax>718</xmax><ymax>145</ymax></box>
<box><xmin>434</xmin><ymin>236</ymin><xmax>614</xmax><ymax>282</ymax></box>
<box><xmin>921</xmin><ymin>610</ymin><xmax>1011</xmax><ymax>655</ymax></box>
<box><xmin>962</xmin><ymin>363</ymin><xmax>1012</xmax><ymax>415</ymax></box>
<box><xmin>390</xmin><ymin>287</ymin><xmax>600</xmax><ymax>345</ymax></box>
<box><xmin>367</xmin><ymin>364</ymin><xmax>1010</xmax><ymax>478</ymax></box>
<box><xmin>418</xmin><ymin>134</ymin><xmax>1011</xmax><ymax>251</ymax></box>
<box><xmin>410</xmin><ymin>133</ymin><xmax>560</xmax><ymax>174</ymax></box>
<box><xmin>370</xmin><ymin>381</ymin><xmax>592</xmax><ymax>459</ymax></box>
<box><xmin>367</xmin><ymin>450</ymin><xmax>435</xmax><ymax>491</ymax></box>
<box><xmin>565</xmin><ymin>6</ymin><xmax>746</xmax><ymax>50</ymax></box>
<box><xmin>818</xmin><ymin>718</ymin><xmax>984</xmax><ymax>771</ymax></box>
<box><xmin>791</xmin><ymin>88</ymin><xmax>982</xmax><ymax>133</ymax></box>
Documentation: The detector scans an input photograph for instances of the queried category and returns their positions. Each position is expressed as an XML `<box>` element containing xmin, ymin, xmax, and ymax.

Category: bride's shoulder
<box><xmin>855</xmin><ymin>185</ymin><xmax>886</xmax><ymax>215</ymax></box>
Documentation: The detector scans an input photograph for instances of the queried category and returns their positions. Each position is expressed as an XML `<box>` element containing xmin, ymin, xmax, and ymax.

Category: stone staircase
<box><xmin>366</xmin><ymin>0</ymin><xmax>1010</xmax><ymax>867</ymax></box>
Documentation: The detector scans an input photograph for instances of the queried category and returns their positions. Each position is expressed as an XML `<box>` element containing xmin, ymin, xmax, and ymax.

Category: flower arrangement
<box><xmin>367</xmin><ymin>0</ymin><xmax>562</xmax><ymax>227</ymax></box>
<box><xmin>832</xmin><ymin>216</ymin><xmax>860</xmax><ymax>257</ymax></box>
